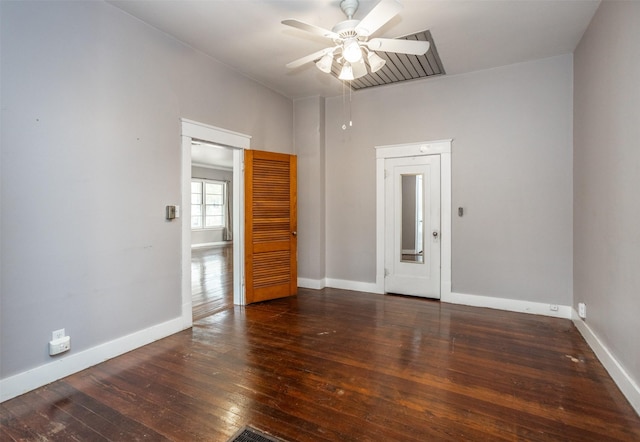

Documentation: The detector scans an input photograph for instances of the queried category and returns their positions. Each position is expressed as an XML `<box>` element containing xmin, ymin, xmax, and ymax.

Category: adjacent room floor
<box><xmin>2</xmin><ymin>288</ymin><xmax>639</xmax><ymax>441</ymax></box>
<box><xmin>192</xmin><ymin>244</ymin><xmax>233</xmax><ymax>321</ymax></box>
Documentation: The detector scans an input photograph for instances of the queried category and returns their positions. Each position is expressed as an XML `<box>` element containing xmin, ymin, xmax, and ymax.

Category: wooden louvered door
<box><xmin>245</xmin><ymin>150</ymin><xmax>297</xmax><ymax>304</ymax></box>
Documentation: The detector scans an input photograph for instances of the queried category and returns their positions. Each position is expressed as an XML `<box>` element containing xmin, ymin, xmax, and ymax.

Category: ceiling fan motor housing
<box><xmin>332</xmin><ymin>20</ymin><xmax>360</xmax><ymax>40</ymax></box>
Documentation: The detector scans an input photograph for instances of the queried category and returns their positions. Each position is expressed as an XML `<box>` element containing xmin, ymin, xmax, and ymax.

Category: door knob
<box><xmin>432</xmin><ymin>231</ymin><xmax>438</xmax><ymax>238</ymax></box>
<box><xmin>292</xmin><ymin>231</ymin><xmax>297</xmax><ymax>236</ymax></box>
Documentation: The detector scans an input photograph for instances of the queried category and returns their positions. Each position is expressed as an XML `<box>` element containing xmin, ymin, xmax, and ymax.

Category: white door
<box><xmin>384</xmin><ymin>155</ymin><xmax>441</xmax><ymax>298</ymax></box>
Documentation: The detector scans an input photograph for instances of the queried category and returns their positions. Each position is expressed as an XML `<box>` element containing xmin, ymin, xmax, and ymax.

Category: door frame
<box><xmin>180</xmin><ymin>119</ymin><xmax>250</xmax><ymax>327</ymax></box>
<box><xmin>375</xmin><ymin>139</ymin><xmax>452</xmax><ymax>298</ymax></box>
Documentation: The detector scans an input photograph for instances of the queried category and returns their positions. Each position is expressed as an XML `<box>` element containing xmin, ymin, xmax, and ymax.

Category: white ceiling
<box><xmin>108</xmin><ymin>0</ymin><xmax>600</xmax><ymax>100</ymax></box>
<box><xmin>191</xmin><ymin>142</ymin><xmax>234</xmax><ymax>170</ymax></box>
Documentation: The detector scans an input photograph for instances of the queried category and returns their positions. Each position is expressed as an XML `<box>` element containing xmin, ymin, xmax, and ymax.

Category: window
<box><xmin>191</xmin><ymin>180</ymin><xmax>225</xmax><ymax>229</ymax></box>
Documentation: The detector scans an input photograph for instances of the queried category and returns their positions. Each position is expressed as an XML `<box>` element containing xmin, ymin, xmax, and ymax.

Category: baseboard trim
<box><xmin>443</xmin><ymin>291</ymin><xmax>572</xmax><ymax>319</ymax></box>
<box><xmin>572</xmin><ymin>311</ymin><xmax>640</xmax><ymax>416</ymax></box>
<box><xmin>298</xmin><ymin>277</ymin><xmax>326</xmax><ymax>290</ymax></box>
<box><xmin>325</xmin><ymin>278</ymin><xmax>380</xmax><ymax>294</ymax></box>
<box><xmin>315</xmin><ymin>281</ymin><xmax>571</xmax><ymax>318</ymax></box>
<box><xmin>0</xmin><ymin>316</ymin><xmax>190</xmax><ymax>402</ymax></box>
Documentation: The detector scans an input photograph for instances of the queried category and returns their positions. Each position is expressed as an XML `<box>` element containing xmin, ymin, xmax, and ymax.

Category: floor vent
<box><xmin>228</xmin><ymin>426</ymin><xmax>286</xmax><ymax>442</ymax></box>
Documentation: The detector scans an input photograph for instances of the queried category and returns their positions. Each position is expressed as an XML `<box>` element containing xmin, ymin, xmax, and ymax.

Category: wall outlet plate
<box><xmin>578</xmin><ymin>302</ymin><xmax>587</xmax><ymax>319</ymax></box>
<box><xmin>52</xmin><ymin>329</ymin><xmax>65</xmax><ymax>341</ymax></box>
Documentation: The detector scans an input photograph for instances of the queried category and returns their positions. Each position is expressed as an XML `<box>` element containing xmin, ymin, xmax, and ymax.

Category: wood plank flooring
<box><xmin>191</xmin><ymin>245</ymin><xmax>233</xmax><ymax>321</ymax></box>
<box><xmin>2</xmin><ymin>289</ymin><xmax>640</xmax><ymax>441</ymax></box>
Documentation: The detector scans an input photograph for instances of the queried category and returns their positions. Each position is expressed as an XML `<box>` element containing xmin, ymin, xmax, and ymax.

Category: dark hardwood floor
<box><xmin>2</xmin><ymin>288</ymin><xmax>640</xmax><ymax>441</ymax></box>
<box><xmin>192</xmin><ymin>244</ymin><xmax>233</xmax><ymax>321</ymax></box>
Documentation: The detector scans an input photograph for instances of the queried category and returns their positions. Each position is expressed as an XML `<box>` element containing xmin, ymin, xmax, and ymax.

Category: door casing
<box><xmin>375</xmin><ymin>140</ymin><xmax>452</xmax><ymax>298</ymax></box>
<box><xmin>180</xmin><ymin>119</ymin><xmax>250</xmax><ymax>328</ymax></box>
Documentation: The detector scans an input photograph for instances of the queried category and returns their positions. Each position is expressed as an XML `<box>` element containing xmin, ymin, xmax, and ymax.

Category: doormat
<box><xmin>227</xmin><ymin>426</ymin><xmax>286</xmax><ymax>442</ymax></box>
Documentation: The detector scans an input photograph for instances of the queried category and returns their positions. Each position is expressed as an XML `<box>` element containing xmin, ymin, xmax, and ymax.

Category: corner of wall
<box><xmin>572</xmin><ymin>311</ymin><xmax>640</xmax><ymax>416</ymax></box>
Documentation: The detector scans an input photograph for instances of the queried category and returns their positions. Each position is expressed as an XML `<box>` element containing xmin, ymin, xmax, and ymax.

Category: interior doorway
<box><xmin>180</xmin><ymin>119</ymin><xmax>250</xmax><ymax>328</ymax></box>
<box><xmin>190</xmin><ymin>142</ymin><xmax>234</xmax><ymax>320</ymax></box>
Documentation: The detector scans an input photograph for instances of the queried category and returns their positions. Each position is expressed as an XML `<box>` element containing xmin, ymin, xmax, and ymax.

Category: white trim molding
<box><xmin>304</xmin><ymin>277</ymin><xmax>437</xmax><ymax>297</ymax></box>
<box><xmin>443</xmin><ymin>291</ymin><xmax>572</xmax><ymax>319</ymax></box>
<box><xmin>181</xmin><ymin>119</ymin><xmax>251</xmax><ymax>149</ymax></box>
<box><xmin>298</xmin><ymin>277</ymin><xmax>326</xmax><ymax>290</ymax></box>
<box><xmin>572</xmin><ymin>312</ymin><xmax>640</xmax><ymax>415</ymax></box>
<box><xmin>0</xmin><ymin>316</ymin><xmax>187</xmax><ymax>402</ymax></box>
<box><xmin>325</xmin><ymin>278</ymin><xmax>380</xmax><ymax>294</ymax></box>
<box><xmin>375</xmin><ymin>139</ymin><xmax>453</xmax><ymax>159</ymax></box>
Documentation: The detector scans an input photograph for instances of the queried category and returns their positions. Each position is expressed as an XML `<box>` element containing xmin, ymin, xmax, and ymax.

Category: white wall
<box><xmin>573</xmin><ymin>0</ymin><xmax>640</xmax><ymax>396</ymax></box>
<box><xmin>0</xmin><ymin>0</ymin><xmax>292</xmax><ymax>386</ymax></box>
<box><xmin>294</xmin><ymin>97</ymin><xmax>326</xmax><ymax>284</ymax></box>
<box><xmin>325</xmin><ymin>55</ymin><xmax>574</xmax><ymax>305</ymax></box>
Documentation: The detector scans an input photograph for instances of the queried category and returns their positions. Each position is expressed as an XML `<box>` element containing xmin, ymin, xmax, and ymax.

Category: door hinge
<box><xmin>384</xmin><ymin>169</ymin><xmax>389</xmax><ymax>179</ymax></box>
<box><xmin>384</xmin><ymin>268</ymin><xmax>389</xmax><ymax>277</ymax></box>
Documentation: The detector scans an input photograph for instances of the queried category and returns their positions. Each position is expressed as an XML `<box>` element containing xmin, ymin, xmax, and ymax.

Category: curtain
<box><xmin>223</xmin><ymin>180</ymin><xmax>233</xmax><ymax>241</ymax></box>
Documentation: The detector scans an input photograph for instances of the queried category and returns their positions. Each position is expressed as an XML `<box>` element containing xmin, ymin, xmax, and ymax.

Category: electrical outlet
<box><xmin>549</xmin><ymin>304</ymin><xmax>559</xmax><ymax>312</ymax></box>
<box><xmin>52</xmin><ymin>329</ymin><xmax>65</xmax><ymax>341</ymax></box>
<box><xmin>578</xmin><ymin>302</ymin><xmax>587</xmax><ymax>319</ymax></box>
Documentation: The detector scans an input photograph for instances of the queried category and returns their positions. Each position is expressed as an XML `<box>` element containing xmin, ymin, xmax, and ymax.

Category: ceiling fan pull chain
<box><xmin>349</xmin><ymin>81</ymin><xmax>353</xmax><ymax>127</ymax></box>
<box><xmin>341</xmin><ymin>80</ymin><xmax>353</xmax><ymax>130</ymax></box>
<box><xmin>342</xmin><ymin>80</ymin><xmax>348</xmax><ymax>130</ymax></box>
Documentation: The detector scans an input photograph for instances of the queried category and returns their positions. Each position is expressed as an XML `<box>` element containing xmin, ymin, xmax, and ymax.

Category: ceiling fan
<box><xmin>282</xmin><ymin>0</ymin><xmax>430</xmax><ymax>81</ymax></box>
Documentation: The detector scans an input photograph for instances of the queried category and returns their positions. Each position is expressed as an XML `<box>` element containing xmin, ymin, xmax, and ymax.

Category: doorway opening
<box><xmin>190</xmin><ymin>142</ymin><xmax>234</xmax><ymax>320</ymax></box>
<box><xmin>180</xmin><ymin>119</ymin><xmax>250</xmax><ymax>328</ymax></box>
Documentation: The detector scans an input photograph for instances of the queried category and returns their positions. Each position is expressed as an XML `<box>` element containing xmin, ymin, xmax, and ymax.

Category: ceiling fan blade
<box><xmin>282</xmin><ymin>19</ymin><xmax>339</xmax><ymax>40</ymax></box>
<box><xmin>355</xmin><ymin>0</ymin><xmax>403</xmax><ymax>37</ymax></box>
<box><xmin>366</xmin><ymin>38</ymin><xmax>430</xmax><ymax>55</ymax></box>
<box><xmin>286</xmin><ymin>47</ymin><xmax>335</xmax><ymax>69</ymax></box>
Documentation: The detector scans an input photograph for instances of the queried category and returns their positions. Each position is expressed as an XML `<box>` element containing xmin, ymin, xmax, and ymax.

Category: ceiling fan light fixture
<box><xmin>352</xmin><ymin>58</ymin><xmax>368</xmax><ymax>79</ymax></box>
<box><xmin>342</xmin><ymin>38</ymin><xmax>363</xmax><ymax>63</ymax></box>
<box><xmin>367</xmin><ymin>51</ymin><xmax>386</xmax><ymax>73</ymax></box>
<box><xmin>339</xmin><ymin>63</ymin><xmax>354</xmax><ymax>81</ymax></box>
<box><xmin>316</xmin><ymin>53</ymin><xmax>334</xmax><ymax>73</ymax></box>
